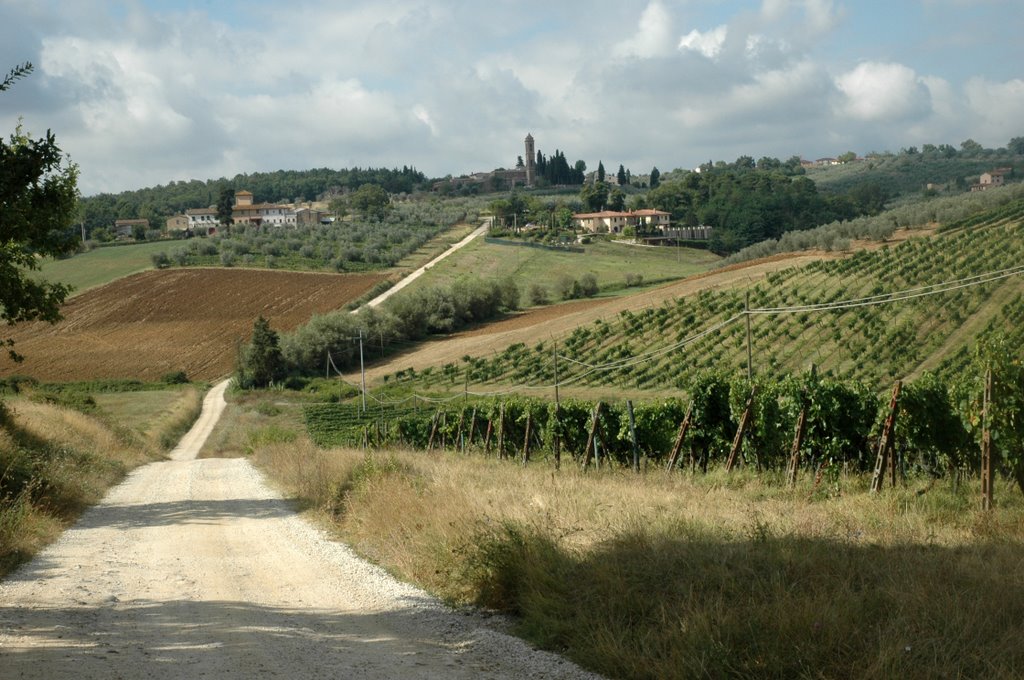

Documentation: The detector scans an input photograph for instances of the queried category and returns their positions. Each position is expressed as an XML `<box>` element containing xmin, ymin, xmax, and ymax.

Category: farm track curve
<box><xmin>0</xmin><ymin>380</ymin><xmax>601</xmax><ymax>679</ymax></box>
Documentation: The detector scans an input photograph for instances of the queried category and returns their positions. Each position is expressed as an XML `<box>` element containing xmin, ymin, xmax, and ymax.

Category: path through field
<box><xmin>0</xmin><ymin>381</ymin><xmax>599</xmax><ymax>679</ymax></box>
<box><xmin>363</xmin><ymin>220</ymin><xmax>490</xmax><ymax>309</ymax></box>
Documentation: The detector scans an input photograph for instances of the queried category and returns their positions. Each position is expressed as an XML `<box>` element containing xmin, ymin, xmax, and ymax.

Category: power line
<box><xmin>344</xmin><ymin>260</ymin><xmax>1024</xmax><ymax>405</ymax></box>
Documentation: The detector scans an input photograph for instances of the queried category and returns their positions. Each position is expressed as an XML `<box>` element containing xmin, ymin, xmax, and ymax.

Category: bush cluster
<box><xmin>237</xmin><ymin>277</ymin><xmax>521</xmax><ymax>382</ymax></box>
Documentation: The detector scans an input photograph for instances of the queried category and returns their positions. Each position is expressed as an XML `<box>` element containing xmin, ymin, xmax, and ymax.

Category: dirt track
<box><xmin>0</xmin><ymin>380</ymin><xmax>599</xmax><ymax>679</ymax></box>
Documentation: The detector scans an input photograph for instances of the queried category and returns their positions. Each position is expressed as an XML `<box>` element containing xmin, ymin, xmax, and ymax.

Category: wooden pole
<box><xmin>627</xmin><ymin>400</ymin><xmax>640</xmax><ymax>473</ymax></box>
<box><xmin>786</xmin><ymin>365</ymin><xmax>815</xmax><ymax>487</ymax></box>
<box><xmin>582</xmin><ymin>402</ymin><xmax>603</xmax><ymax>470</ymax></box>
<box><xmin>497</xmin><ymin>403</ymin><xmax>506</xmax><ymax>459</ymax></box>
<box><xmin>553</xmin><ymin>347</ymin><xmax>561</xmax><ymax>470</ymax></box>
<box><xmin>358</xmin><ymin>329</ymin><xmax>366</xmax><ymax>414</ymax></box>
<box><xmin>745</xmin><ymin>291</ymin><xmax>753</xmax><ymax>381</ymax></box>
<box><xmin>467</xmin><ymin>408</ymin><xmax>477</xmax><ymax>447</ymax></box>
<box><xmin>427</xmin><ymin>410</ymin><xmax>441</xmax><ymax>451</ymax></box>
<box><xmin>725</xmin><ymin>386</ymin><xmax>757</xmax><ymax>472</ymax></box>
<box><xmin>981</xmin><ymin>368</ymin><xmax>994</xmax><ymax>511</ymax></box>
<box><xmin>484</xmin><ymin>418</ymin><xmax>493</xmax><ymax>454</ymax></box>
<box><xmin>870</xmin><ymin>381</ymin><xmax>902</xmax><ymax>493</ymax></box>
<box><xmin>455</xmin><ymin>409</ymin><xmax>465</xmax><ymax>448</ymax></box>
<box><xmin>665</xmin><ymin>402</ymin><xmax>693</xmax><ymax>471</ymax></box>
<box><xmin>522</xmin><ymin>412</ymin><xmax>532</xmax><ymax>465</ymax></box>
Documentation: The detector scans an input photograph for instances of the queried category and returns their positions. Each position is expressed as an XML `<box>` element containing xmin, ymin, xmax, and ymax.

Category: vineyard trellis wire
<box><xmin>300</xmin><ymin>252</ymin><xmax>1024</xmax><ymax>504</ymax></box>
<box><xmin>290</xmin><ymin>200</ymin><xmax>1024</xmax><ymax>507</ymax></box>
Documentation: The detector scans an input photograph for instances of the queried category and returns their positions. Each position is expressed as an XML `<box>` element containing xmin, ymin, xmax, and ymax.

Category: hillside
<box><xmin>807</xmin><ymin>149</ymin><xmax>1021</xmax><ymax>198</ymax></box>
<box><xmin>362</xmin><ymin>198</ymin><xmax>1024</xmax><ymax>396</ymax></box>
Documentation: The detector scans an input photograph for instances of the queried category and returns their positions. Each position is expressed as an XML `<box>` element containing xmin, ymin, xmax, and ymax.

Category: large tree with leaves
<box><xmin>1</xmin><ymin>62</ymin><xmax>80</xmax><ymax>361</ymax></box>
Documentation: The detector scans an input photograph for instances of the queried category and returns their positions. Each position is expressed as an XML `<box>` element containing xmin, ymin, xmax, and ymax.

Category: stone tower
<box><xmin>524</xmin><ymin>133</ymin><xmax>535</xmax><ymax>186</ymax></box>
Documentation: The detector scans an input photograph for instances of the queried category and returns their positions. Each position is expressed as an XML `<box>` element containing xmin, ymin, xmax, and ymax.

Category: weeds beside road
<box><xmin>250</xmin><ymin>437</ymin><xmax>1024</xmax><ymax>680</ymax></box>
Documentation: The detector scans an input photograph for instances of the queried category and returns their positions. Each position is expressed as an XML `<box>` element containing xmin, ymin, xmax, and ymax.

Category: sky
<box><xmin>1</xmin><ymin>0</ymin><xmax>1022</xmax><ymax>196</ymax></box>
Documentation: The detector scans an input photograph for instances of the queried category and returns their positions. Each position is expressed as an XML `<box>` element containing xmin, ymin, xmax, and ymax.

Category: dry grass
<box><xmin>251</xmin><ymin>438</ymin><xmax>1024</xmax><ymax>680</ymax></box>
<box><xmin>0</xmin><ymin>386</ymin><xmax>202</xmax><ymax>578</ymax></box>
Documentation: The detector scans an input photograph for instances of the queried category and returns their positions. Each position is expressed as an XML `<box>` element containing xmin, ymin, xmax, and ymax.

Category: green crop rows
<box><xmin>406</xmin><ymin>199</ymin><xmax>1024</xmax><ymax>393</ymax></box>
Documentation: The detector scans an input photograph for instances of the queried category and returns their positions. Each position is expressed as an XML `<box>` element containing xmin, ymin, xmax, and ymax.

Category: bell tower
<box><xmin>524</xmin><ymin>133</ymin><xmax>535</xmax><ymax>186</ymax></box>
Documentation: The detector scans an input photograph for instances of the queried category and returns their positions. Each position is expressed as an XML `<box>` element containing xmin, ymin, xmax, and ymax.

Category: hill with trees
<box><xmin>77</xmin><ymin>166</ymin><xmax>427</xmax><ymax>234</ymax></box>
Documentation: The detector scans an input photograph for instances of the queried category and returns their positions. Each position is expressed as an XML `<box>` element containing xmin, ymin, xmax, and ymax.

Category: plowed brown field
<box><xmin>0</xmin><ymin>268</ymin><xmax>386</xmax><ymax>382</ymax></box>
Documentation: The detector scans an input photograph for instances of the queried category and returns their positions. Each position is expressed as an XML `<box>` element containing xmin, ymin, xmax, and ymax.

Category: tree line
<box><xmin>77</xmin><ymin>166</ymin><xmax>427</xmax><ymax>234</ymax></box>
<box><xmin>236</xmin><ymin>276</ymin><xmax>522</xmax><ymax>389</ymax></box>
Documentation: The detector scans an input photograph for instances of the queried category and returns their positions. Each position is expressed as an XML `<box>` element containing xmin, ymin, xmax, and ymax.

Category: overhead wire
<box><xmin>347</xmin><ymin>260</ymin><xmax>1024</xmax><ymax>405</ymax></box>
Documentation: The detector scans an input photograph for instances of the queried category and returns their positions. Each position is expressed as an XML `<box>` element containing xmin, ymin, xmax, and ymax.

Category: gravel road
<box><xmin>0</xmin><ymin>380</ymin><xmax>601</xmax><ymax>679</ymax></box>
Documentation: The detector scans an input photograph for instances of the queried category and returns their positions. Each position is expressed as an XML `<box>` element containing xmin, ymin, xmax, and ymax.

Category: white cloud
<box><xmin>761</xmin><ymin>0</ymin><xmax>841</xmax><ymax>35</ymax></box>
<box><xmin>413</xmin><ymin>105</ymin><xmax>439</xmax><ymax>137</ymax></box>
<box><xmin>834</xmin><ymin>62</ymin><xmax>930</xmax><ymax>121</ymax></box>
<box><xmin>678</xmin><ymin>25</ymin><xmax>728</xmax><ymax>60</ymax></box>
<box><xmin>614</xmin><ymin>1</ymin><xmax>674</xmax><ymax>59</ymax></box>
<box><xmin>964</xmin><ymin>77</ymin><xmax>1024</xmax><ymax>145</ymax></box>
<box><xmin>0</xmin><ymin>0</ymin><xmax>1020</xmax><ymax>194</ymax></box>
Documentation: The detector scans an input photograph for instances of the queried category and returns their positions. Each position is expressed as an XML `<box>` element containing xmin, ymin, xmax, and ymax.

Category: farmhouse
<box><xmin>231</xmin><ymin>190</ymin><xmax>297</xmax><ymax>227</ymax></box>
<box><xmin>185</xmin><ymin>190</ymin><xmax>298</xmax><ymax>232</ymax></box>
<box><xmin>572</xmin><ymin>209</ymin><xmax>671</xmax><ymax>235</ymax></box>
<box><xmin>165</xmin><ymin>214</ymin><xmax>188</xmax><ymax>232</ymax></box>
<box><xmin>185</xmin><ymin>207</ymin><xmax>219</xmax><ymax>234</ymax></box>
<box><xmin>971</xmin><ymin>167</ymin><xmax>1012</xmax><ymax>192</ymax></box>
<box><xmin>295</xmin><ymin>206</ymin><xmax>332</xmax><ymax>226</ymax></box>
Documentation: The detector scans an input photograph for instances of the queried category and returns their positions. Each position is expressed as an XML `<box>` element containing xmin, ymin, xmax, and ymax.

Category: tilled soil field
<box><xmin>0</xmin><ymin>268</ymin><xmax>386</xmax><ymax>382</ymax></box>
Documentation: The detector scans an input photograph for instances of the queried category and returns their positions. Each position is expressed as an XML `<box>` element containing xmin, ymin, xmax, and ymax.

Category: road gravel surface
<box><xmin>0</xmin><ymin>379</ymin><xmax>600</xmax><ymax>679</ymax></box>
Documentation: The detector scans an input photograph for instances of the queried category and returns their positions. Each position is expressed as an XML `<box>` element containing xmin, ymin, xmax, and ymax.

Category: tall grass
<box><xmin>0</xmin><ymin>386</ymin><xmax>202</xmax><ymax>577</ymax></box>
<box><xmin>252</xmin><ymin>440</ymin><xmax>1024</xmax><ymax>680</ymax></box>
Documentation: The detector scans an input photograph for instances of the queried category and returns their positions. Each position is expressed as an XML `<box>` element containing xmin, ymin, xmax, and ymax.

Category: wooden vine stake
<box><xmin>581</xmin><ymin>402</ymin><xmax>604</xmax><ymax>470</ymax></box>
<box><xmin>786</xmin><ymin>364</ymin><xmax>815</xmax><ymax>487</ymax></box>
<box><xmin>426</xmin><ymin>410</ymin><xmax>441</xmax><ymax>451</ymax></box>
<box><xmin>725</xmin><ymin>386</ymin><xmax>757</xmax><ymax>472</ymax></box>
<box><xmin>455</xmin><ymin>410</ymin><xmax>465</xmax><ymax>449</ymax></box>
<box><xmin>467</xmin><ymin>408</ymin><xmax>477</xmax><ymax>447</ymax></box>
<box><xmin>627</xmin><ymin>400</ymin><xmax>640</xmax><ymax>473</ymax></box>
<box><xmin>665</xmin><ymin>402</ymin><xmax>693</xmax><ymax>471</ymax></box>
<box><xmin>552</xmin><ymin>403</ymin><xmax>561</xmax><ymax>470</ymax></box>
<box><xmin>522</xmin><ymin>412</ymin><xmax>533</xmax><ymax>466</ymax></box>
<box><xmin>981</xmin><ymin>368</ymin><xmax>994</xmax><ymax>511</ymax></box>
<box><xmin>483</xmin><ymin>418</ymin><xmax>494</xmax><ymax>454</ymax></box>
<box><xmin>870</xmin><ymin>380</ymin><xmax>902</xmax><ymax>494</ymax></box>
<box><xmin>496</xmin><ymin>403</ymin><xmax>506</xmax><ymax>459</ymax></box>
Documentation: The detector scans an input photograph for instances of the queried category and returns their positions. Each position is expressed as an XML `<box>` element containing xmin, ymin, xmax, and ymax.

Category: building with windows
<box><xmin>572</xmin><ymin>209</ymin><xmax>671</xmax><ymax>234</ymax></box>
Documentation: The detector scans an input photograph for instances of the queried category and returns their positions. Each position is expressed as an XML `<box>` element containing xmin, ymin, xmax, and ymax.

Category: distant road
<box><xmin>359</xmin><ymin>220</ymin><xmax>490</xmax><ymax>310</ymax></box>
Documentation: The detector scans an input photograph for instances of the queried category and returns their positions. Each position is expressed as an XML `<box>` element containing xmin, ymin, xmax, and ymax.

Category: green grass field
<box><xmin>36</xmin><ymin>241</ymin><xmax>174</xmax><ymax>295</ymax></box>
<box><xmin>410</xmin><ymin>237</ymin><xmax>721</xmax><ymax>301</ymax></box>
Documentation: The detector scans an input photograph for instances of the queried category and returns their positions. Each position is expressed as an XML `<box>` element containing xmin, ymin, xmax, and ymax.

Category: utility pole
<box><xmin>745</xmin><ymin>291</ymin><xmax>753</xmax><ymax>381</ymax></box>
<box><xmin>358</xmin><ymin>329</ymin><xmax>366</xmax><ymax>414</ymax></box>
<box><xmin>553</xmin><ymin>346</ymin><xmax>561</xmax><ymax>470</ymax></box>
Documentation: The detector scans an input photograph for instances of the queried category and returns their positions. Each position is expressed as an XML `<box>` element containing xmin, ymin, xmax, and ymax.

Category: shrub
<box><xmin>161</xmin><ymin>371</ymin><xmax>189</xmax><ymax>384</ymax></box>
<box><xmin>578</xmin><ymin>272</ymin><xmax>599</xmax><ymax>297</ymax></box>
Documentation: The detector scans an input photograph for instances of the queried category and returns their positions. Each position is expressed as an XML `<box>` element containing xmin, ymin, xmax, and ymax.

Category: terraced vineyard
<box><xmin>408</xmin><ymin>198</ymin><xmax>1024</xmax><ymax>393</ymax></box>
